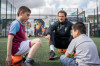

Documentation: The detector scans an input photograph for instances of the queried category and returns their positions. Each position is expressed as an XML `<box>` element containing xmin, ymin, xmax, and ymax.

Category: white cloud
<box><xmin>35</xmin><ymin>0</ymin><xmax>84</xmax><ymax>15</ymax></box>
<box><xmin>8</xmin><ymin>0</ymin><xmax>46</xmax><ymax>8</ymax></box>
<box><xmin>1</xmin><ymin>0</ymin><xmax>100</xmax><ymax>17</ymax></box>
<box><xmin>50</xmin><ymin>0</ymin><xmax>84</xmax><ymax>8</ymax></box>
<box><xmin>87</xmin><ymin>1</ymin><xmax>96</xmax><ymax>9</ymax></box>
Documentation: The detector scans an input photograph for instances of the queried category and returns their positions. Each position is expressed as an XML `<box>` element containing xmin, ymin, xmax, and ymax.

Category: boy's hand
<box><xmin>5</xmin><ymin>55</ymin><xmax>12</xmax><ymax>66</ymax></box>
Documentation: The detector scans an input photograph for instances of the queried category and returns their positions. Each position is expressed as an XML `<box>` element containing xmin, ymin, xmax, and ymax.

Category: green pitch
<box><xmin>0</xmin><ymin>37</ymin><xmax>100</xmax><ymax>66</ymax></box>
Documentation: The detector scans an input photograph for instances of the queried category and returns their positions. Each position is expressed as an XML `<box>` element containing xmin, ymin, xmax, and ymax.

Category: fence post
<box><xmin>77</xmin><ymin>8</ymin><xmax>78</xmax><ymax>22</ymax></box>
<box><xmin>5</xmin><ymin>0</ymin><xmax>8</xmax><ymax>37</ymax></box>
<box><xmin>94</xmin><ymin>9</ymin><xmax>95</xmax><ymax>37</ymax></box>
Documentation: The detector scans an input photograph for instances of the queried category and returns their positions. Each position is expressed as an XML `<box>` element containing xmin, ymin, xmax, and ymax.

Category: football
<box><xmin>58</xmin><ymin>49</ymin><xmax>66</xmax><ymax>53</ymax></box>
<box><xmin>11</xmin><ymin>55</ymin><xmax>23</xmax><ymax>66</ymax></box>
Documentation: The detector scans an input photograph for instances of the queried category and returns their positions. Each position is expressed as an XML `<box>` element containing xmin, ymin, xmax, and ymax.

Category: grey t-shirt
<box><xmin>67</xmin><ymin>34</ymin><xmax>100</xmax><ymax>65</ymax></box>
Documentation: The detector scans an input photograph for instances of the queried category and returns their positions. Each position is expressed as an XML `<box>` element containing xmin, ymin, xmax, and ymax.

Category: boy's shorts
<box><xmin>15</xmin><ymin>40</ymin><xmax>31</xmax><ymax>55</ymax></box>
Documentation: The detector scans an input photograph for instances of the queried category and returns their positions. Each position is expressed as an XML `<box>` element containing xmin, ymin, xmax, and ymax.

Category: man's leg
<box><xmin>49</xmin><ymin>32</ymin><xmax>55</xmax><ymax>51</ymax></box>
<box><xmin>60</xmin><ymin>55</ymin><xmax>78</xmax><ymax>66</ymax></box>
<box><xmin>49</xmin><ymin>32</ymin><xmax>57</xmax><ymax>60</ymax></box>
<box><xmin>24</xmin><ymin>38</ymin><xmax>41</xmax><ymax>66</ymax></box>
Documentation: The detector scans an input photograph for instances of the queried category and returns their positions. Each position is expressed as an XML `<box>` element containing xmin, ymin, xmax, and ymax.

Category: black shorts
<box><xmin>54</xmin><ymin>37</ymin><xmax>70</xmax><ymax>49</ymax></box>
<box><xmin>49</xmin><ymin>32</ymin><xmax>70</xmax><ymax>49</ymax></box>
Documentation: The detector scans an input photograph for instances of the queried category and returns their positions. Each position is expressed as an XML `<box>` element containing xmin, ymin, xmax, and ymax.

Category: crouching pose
<box><xmin>45</xmin><ymin>10</ymin><xmax>73</xmax><ymax>60</ymax></box>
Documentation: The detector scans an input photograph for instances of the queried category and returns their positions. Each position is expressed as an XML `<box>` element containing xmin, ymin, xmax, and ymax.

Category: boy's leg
<box><xmin>15</xmin><ymin>40</ymin><xmax>33</xmax><ymax>66</ymax></box>
<box><xmin>27</xmin><ymin>38</ymin><xmax>41</xmax><ymax>58</ymax></box>
<box><xmin>24</xmin><ymin>38</ymin><xmax>41</xmax><ymax>66</ymax></box>
<box><xmin>49</xmin><ymin>32</ymin><xmax>57</xmax><ymax>60</ymax></box>
<box><xmin>60</xmin><ymin>55</ymin><xmax>78</xmax><ymax>66</ymax></box>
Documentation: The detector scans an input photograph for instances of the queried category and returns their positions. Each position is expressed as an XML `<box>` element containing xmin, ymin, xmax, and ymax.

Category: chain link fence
<box><xmin>0</xmin><ymin>1</ymin><xmax>100</xmax><ymax>37</ymax></box>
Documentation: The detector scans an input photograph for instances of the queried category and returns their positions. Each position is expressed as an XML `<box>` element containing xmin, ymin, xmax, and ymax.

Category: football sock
<box><xmin>50</xmin><ymin>45</ymin><xmax>54</xmax><ymax>51</ymax></box>
<box><xmin>25</xmin><ymin>57</ymin><xmax>33</xmax><ymax>63</ymax></box>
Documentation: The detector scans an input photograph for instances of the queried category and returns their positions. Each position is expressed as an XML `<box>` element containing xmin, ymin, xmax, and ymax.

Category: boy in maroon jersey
<box><xmin>5</xmin><ymin>6</ymin><xmax>41</xmax><ymax>66</ymax></box>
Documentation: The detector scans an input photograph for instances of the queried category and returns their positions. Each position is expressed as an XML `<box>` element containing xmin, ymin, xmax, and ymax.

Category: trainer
<box><xmin>45</xmin><ymin>10</ymin><xmax>73</xmax><ymax>60</ymax></box>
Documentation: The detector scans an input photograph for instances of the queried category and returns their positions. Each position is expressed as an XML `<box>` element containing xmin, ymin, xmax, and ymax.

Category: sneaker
<box><xmin>23</xmin><ymin>59</ymin><xmax>34</xmax><ymax>66</ymax></box>
<box><xmin>49</xmin><ymin>50</ymin><xmax>57</xmax><ymax>60</ymax></box>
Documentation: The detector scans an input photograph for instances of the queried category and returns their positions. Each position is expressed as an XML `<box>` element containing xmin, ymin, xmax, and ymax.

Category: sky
<box><xmin>1</xmin><ymin>0</ymin><xmax>100</xmax><ymax>16</ymax></box>
<box><xmin>7</xmin><ymin>0</ymin><xmax>98</xmax><ymax>9</ymax></box>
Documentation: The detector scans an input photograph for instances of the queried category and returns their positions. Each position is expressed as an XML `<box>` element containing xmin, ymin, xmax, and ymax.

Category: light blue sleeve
<box><xmin>9</xmin><ymin>21</ymin><xmax>20</xmax><ymax>35</ymax></box>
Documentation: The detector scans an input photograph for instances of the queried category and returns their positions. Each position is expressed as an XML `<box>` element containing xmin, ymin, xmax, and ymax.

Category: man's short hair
<box><xmin>72</xmin><ymin>22</ymin><xmax>86</xmax><ymax>34</ymax></box>
<box><xmin>58</xmin><ymin>10</ymin><xmax>67</xmax><ymax>17</ymax></box>
<box><xmin>17</xmin><ymin>6</ymin><xmax>31</xmax><ymax>16</ymax></box>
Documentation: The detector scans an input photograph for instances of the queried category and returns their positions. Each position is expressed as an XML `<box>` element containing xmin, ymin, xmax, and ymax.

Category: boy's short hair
<box><xmin>58</xmin><ymin>10</ymin><xmax>67</xmax><ymax>17</ymax></box>
<box><xmin>72</xmin><ymin>22</ymin><xmax>86</xmax><ymax>34</ymax></box>
<box><xmin>17</xmin><ymin>6</ymin><xmax>31</xmax><ymax>16</ymax></box>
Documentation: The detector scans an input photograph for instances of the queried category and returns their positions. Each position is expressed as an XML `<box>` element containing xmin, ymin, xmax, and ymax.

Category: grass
<box><xmin>0</xmin><ymin>37</ymin><xmax>100</xmax><ymax>66</ymax></box>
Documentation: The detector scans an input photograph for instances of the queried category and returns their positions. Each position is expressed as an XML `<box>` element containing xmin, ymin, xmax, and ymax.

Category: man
<box><xmin>45</xmin><ymin>10</ymin><xmax>73</xmax><ymax>60</ymax></box>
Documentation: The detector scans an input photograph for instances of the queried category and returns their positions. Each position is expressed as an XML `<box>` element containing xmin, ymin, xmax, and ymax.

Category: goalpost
<box><xmin>84</xmin><ymin>22</ymin><xmax>90</xmax><ymax>37</ymax></box>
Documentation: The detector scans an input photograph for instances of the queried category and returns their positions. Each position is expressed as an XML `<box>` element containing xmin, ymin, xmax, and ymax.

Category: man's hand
<box><xmin>43</xmin><ymin>34</ymin><xmax>50</xmax><ymax>42</ymax></box>
<box><xmin>5</xmin><ymin>55</ymin><xmax>12</xmax><ymax>66</ymax></box>
<box><xmin>40</xmin><ymin>35</ymin><xmax>43</xmax><ymax>37</ymax></box>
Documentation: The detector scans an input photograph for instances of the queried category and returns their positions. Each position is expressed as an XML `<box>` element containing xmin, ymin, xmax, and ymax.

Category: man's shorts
<box><xmin>15</xmin><ymin>40</ymin><xmax>31</xmax><ymax>55</ymax></box>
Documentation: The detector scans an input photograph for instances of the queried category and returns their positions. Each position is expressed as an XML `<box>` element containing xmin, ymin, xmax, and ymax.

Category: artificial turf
<box><xmin>0</xmin><ymin>37</ymin><xmax>100</xmax><ymax>66</ymax></box>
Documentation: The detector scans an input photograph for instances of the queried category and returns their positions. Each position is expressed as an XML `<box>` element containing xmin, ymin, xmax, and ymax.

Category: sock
<box><xmin>50</xmin><ymin>45</ymin><xmax>54</xmax><ymax>51</ymax></box>
<box><xmin>25</xmin><ymin>57</ymin><xmax>33</xmax><ymax>63</ymax></box>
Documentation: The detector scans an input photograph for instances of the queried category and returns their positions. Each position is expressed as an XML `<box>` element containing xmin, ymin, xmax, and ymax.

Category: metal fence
<box><xmin>0</xmin><ymin>0</ymin><xmax>100</xmax><ymax>37</ymax></box>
